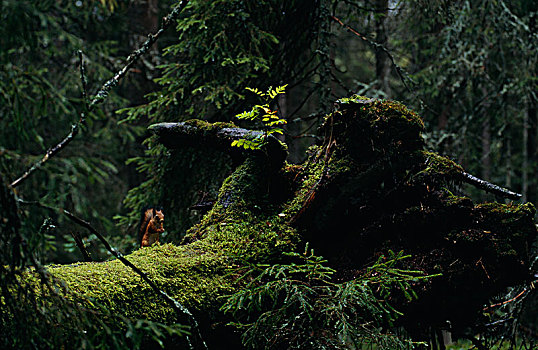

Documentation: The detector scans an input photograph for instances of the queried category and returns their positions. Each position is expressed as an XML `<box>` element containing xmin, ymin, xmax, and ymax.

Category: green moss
<box><xmin>183</xmin><ymin>118</ymin><xmax>237</xmax><ymax>133</ymax></box>
<box><xmin>282</xmin><ymin>163</ymin><xmax>303</xmax><ymax>176</ymax></box>
<box><xmin>47</xmin><ymin>243</ymin><xmax>230</xmax><ymax>322</ymax></box>
<box><xmin>30</xmin><ymin>152</ymin><xmax>302</xmax><ymax>326</ymax></box>
<box><xmin>335</xmin><ymin>94</ymin><xmax>371</xmax><ymax>104</ymax></box>
<box><xmin>443</xmin><ymin>192</ymin><xmax>473</xmax><ymax>207</ymax></box>
<box><xmin>344</xmin><ymin>98</ymin><xmax>424</xmax><ymax>130</ymax></box>
<box><xmin>328</xmin><ymin>97</ymin><xmax>424</xmax><ymax>131</ymax></box>
<box><xmin>418</xmin><ymin>151</ymin><xmax>463</xmax><ymax>179</ymax></box>
<box><xmin>473</xmin><ymin>202</ymin><xmax>536</xmax><ymax>241</ymax></box>
<box><xmin>476</xmin><ymin>202</ymin><xmax>536</xmax><ymax>217</ymax></box>
<box><xmin>321</xmin><ymin>99</ymin><xmax>425</xmax><ymax>167</ymax></box>
<box><xmin>185</xmin><ymin>157</ymin><xmax>267</xmax><ymax>239</ymax></box>
<box><xmin>45</xmin><ymin>211</ymin><xmax>300</xmax><ymax>323</ymax></box>
<box><xmin>444</xmin><ymin>201</ymin><xmax>535</xmax><ymax>270</ymax></box>
<box><xmin>280</xmin><ymin>152</ymin><xmax>327</xmax><ymax>219</ymax></box>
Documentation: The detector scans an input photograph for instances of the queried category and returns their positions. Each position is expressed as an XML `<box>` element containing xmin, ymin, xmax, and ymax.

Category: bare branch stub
<box><xmin>461</xmin><ymin>171</ymin><xmax>522</xmax><ymax>200</ymax></box>
<box><xmin>149</xmin><ymin>120</ymin><xmax>288</xmax><ymax>170</ymax></box>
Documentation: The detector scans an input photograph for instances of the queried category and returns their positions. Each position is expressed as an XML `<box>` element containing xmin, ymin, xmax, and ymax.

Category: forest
<box><xmin>0</xmin><ymin>0</ymin><xmax>537</xmax><ymax>349</ymax></box>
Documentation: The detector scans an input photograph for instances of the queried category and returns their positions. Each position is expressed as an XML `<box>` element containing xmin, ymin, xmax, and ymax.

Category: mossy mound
<box><xmin>281</xmin><ymin>98</ymin><xmax>536</xmax><ymax>333</ymax></box>
<box><xmin>13</xmin><ymin>97</ymin><xmax>536</xmax><ymax>346</ymax></box>
<box><xmin>328</xmin><ymin>97</ymin><xmax>425</xmax><ymax>160</ymax></box>
<box><xmin>49</xmin><ymin>243</ymin><xmax>232</xmax><ymax>322</ymax></box>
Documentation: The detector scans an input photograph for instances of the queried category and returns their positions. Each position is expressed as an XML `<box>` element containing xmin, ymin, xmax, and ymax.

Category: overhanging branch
<box><xmin>10</xmin><ymin>0</ymin><xmax>191</xmax><ymax>188</ymax></box>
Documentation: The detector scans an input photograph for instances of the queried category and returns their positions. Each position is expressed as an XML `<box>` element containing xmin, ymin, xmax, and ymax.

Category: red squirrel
<box><xmin>138</xmin><ymin>207</ymin><xmax>165</xmax><ymax>248</ymax></box>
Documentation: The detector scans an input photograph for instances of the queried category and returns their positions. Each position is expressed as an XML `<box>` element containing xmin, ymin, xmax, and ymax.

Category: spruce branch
<box><xmin>10</xmin><ymin>0</ymin><xmax>191</xmax><ymax>188</ymax></box>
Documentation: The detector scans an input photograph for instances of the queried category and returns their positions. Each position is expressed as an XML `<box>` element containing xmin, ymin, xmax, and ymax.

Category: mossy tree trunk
<box><xmin>11</xmin><ymin>98</ymin><xmax>537</xmax><ymax>348</ymax></box>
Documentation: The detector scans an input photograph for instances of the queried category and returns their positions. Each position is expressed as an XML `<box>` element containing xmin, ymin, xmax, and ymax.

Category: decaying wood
<box><xmin>461</xmin><ymin>171</ymin><xmax>522</xmax><ymax>200</ymax></box>
<box><xmin>7</xmin><ymin>98</ymin><xmax>537</xmax><ymax>347</ymax></box>
<box><xmin>149</xmin><ymin>120</ymin><xmax>288</xmax><ymax>170</ymax></box>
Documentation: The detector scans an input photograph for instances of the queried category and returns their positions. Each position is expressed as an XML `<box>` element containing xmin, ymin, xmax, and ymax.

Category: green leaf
<box><xmin>268</xmin><ymin>128</ymin><xmax>284</xmax><ymax>135</ymax></box>
<box><xmin>245</xmin><ymin>87</ymin><xmax>265</xmax><ymax>97</ymax></box>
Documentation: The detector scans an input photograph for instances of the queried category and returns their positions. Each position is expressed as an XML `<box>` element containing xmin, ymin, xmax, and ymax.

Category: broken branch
<box><xmin>461</xmin><ymin>172</ymin><xmax>522</xmax><ymax>200</ymax></box>
<box><xmin>149</xmin><ymin>120</ymin><xmax>288</xmax><ymax>169</ymax></box>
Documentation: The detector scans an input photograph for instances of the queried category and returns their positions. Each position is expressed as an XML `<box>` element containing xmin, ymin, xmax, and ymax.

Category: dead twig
<box><xmin>476</xmin><ymin>257</ymin><xmax>491</xmax><ymax>280</ymax></box>
<box><xmin>70</xmin><ymin>230</ymin><xmax>93</xmax><ymax>262</ymax></box>
<box><xmin>483</xmin><ymin>289</ymin><xmax>528</xmax><ymax>311</ymax></box>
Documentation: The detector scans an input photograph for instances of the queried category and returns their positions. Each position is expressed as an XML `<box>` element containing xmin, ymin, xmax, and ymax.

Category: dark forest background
<box><xmin>0</xmin><ymin>0</ymin><xmax>536</xmax><ymax>348</ymax></box>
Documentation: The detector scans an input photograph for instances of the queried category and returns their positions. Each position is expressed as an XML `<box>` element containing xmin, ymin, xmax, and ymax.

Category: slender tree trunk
<box><xmin>525</xmin><ymin>100</ymin><xmax>536</xmax><ymax>203</ymax></box>
<box><xmin>505</xmin><ymin>123</ymin><xmax>512</xmax><ymax>189</ymax></box>
<box><xmin>374</xmin><ymin>0</ymin><xmax>391</xmax><ymax>98</ymax></box>
<box><xmin>126</xmin><ymin>0</ymin><xmax>160</xmax><ymax>105</ymax></box>
<box><xmin>523</xmin><ymin>13</ymin><xmax>536</xmax><ymax>203</ymax></box>
<box><xmin>522</xmin><ymin>112</ymin><xmax>529</xmax><ymax>202</ymax></box>
<box><xmin>480</xmin><ymin>87</ymin><xmax>491</xmax><ymax>188</ymax></box>
<box><xmin>438</xmin><ymin>106</ymin><xmax>450</xmax><ymax>130</ymax></box>
<box><xmin>0</xmin><ymin>174</ymin><xmax>21</xmax><ymax>266</ymax></box>
<box><xmin>481</xmin><ymin>114</ymin><xmax>491</xmax><ymax>181</ymax></box>
<box><xmin>527</xmin><ymin>2</ymin><xmax>538</xmax><ymax>204</ymax></box>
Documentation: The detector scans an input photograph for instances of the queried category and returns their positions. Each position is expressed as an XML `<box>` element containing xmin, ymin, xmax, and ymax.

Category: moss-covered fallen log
<box><xmin>9</xmin><ymin>97</ymin><xmax>537</xmax><ymax>347</ymax></box>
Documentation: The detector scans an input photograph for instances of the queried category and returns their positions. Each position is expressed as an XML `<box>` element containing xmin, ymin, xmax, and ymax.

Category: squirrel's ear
<box><xmin>152</xmin><ymin>207</ymin><xmax>156</xmax><ymax>216</ymax></box>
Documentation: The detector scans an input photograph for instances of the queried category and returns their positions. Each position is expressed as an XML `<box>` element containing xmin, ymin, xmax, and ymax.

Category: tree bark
<box><xmin>526</xmin><ymin>98</ymin><xmax>537</xmax><ymax>203</ymax></box>
<box><xmin>523</xmin><ymin>109</ymin><xmax>529</xmax><ymax>202</ymax></box>
<box><xmin>374</xmin><ymin>0</ymin><xmax>391</xmax><ymax>97</ymax></box>
<box><xmin>481</xmin><ymin>86</ymin><xmax>491</xmax><ymax>185</ymax></box>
